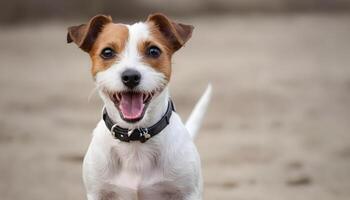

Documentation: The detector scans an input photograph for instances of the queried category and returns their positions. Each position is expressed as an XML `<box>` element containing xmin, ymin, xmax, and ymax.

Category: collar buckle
<box><xmin>111</xmin><ymin>124</ymin><xmax>118</xmax><ymax>137</ymax></box>
<box><xmin>111</xmin><ymin>124</ymin><xmax>130</xmax><ymax>142</ymax></box>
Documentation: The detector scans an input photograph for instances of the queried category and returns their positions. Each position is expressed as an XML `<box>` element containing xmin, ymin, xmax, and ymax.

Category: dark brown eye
<box><xmin>100</xmin><ymin>48</ymin><xmax>116</xmax><ymax>59</ymax></box>
<box><xmin>147</xmin><ymin>46</ymin><xmax>161</xmax><ymax>58</ymax></box>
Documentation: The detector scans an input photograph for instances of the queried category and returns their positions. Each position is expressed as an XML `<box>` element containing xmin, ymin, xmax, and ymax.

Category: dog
<box><xmin>67</xmin><ymin>13</ymin><xmax>212</xmax><ymax>200</ymax></box>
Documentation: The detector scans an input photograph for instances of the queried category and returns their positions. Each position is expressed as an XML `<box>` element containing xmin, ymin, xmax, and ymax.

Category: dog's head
<box><xmin>67</xmin><ymin>13</ymin><xmax>193</xmax><ymax>124</ymax></box>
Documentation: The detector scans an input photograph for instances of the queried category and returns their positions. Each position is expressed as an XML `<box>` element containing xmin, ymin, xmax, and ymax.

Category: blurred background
<box><xmin>1</xmin><ymin>0</ymin><xmax>350</xmax><ymax>200</ymax></box>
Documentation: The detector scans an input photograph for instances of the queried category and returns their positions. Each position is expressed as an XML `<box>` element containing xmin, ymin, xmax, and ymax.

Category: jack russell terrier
<box><xmin>67</xmin><ymin>13</ymin><xmax>212</xmax><ymax>200</ymax></box>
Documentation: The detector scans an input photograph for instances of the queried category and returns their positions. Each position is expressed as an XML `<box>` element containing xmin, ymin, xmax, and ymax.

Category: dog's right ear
<box><xmin>67</xmin><ymin>15</ymin><xmax>112</xmax><ymax>52</ymax></box>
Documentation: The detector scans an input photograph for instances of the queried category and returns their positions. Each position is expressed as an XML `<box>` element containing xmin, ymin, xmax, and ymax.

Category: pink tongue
<box><xmin>119</xmin><ymin>93</ymin><xmax>144</xmax><ymax>120</ymax></box>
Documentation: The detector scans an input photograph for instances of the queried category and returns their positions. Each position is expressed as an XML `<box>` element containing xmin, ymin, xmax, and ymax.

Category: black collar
<box><xmin>103</xmin><ymin>100</ymin><xmax>175</xmax><ymax>143</ymax></box>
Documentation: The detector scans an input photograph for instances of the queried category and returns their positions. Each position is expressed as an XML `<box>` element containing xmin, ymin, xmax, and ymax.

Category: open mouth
<box><xmin>109</xmin><ymin>91</ymin><xmax>155</xmax><ymax>123</ymax></box>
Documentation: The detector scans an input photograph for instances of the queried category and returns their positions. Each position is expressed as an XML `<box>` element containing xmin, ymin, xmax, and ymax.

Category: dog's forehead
<box><xmin>98</xmin><ymin>22</ymin><xmax>150</xmax><ymax>47</ymax></box>
<box><xmin>94</xmin><ymin>22</ymin><xmax>151</xmax><ymax>49</ymax></box>
<box><xmin>126</xmin><ymin>22</ymin><xmax>150</xmax><ymax>42</ymax></box>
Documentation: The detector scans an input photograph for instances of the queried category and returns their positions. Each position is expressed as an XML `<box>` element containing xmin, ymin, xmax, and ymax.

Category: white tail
<box><xmin>185</xmin><ymin>84</ymin><xmax>212</xmax><ymax>139</ymax></box>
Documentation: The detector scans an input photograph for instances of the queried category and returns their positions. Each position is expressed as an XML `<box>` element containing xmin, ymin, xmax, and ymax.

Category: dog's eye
<box><xmin>100</xmin><ymin>48</ymin><xmax>116</xmax><ymax>59</ymax></box>
<box><xmin>147</xmin><ymin>46</ymin><xmax>161</xmax><ymax>58</ymax></box>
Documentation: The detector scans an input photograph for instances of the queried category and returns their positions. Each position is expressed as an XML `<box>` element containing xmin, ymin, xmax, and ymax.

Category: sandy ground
<box><xmin>0</xmin><ymin>13</ymin><xmax>350</xmax><ymax>200</ymax></box>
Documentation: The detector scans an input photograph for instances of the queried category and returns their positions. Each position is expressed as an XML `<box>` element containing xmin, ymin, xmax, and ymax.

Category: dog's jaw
<box><xmin>101</xmin><ymin>87</ymin><xmax>170</xmax><ymax>129</ymax></box>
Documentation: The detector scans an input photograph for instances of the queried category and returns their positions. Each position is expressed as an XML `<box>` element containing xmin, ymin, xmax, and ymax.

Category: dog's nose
<box><xmin>121</xmin><ymin>69</ymin><xmax>141</xmax><ymax>89</ymax></box>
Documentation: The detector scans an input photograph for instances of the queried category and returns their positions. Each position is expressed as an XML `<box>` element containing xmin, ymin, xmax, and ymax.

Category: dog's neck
<box><xmin>103</xmin><ymin>87</ymin><xmax>170</xmax><ymax>130</ymax></box>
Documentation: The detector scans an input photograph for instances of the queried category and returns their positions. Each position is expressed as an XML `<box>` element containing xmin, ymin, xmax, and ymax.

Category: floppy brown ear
<box><xmin>67</xmin><ymin>15</ymin><xmax>112</xmax><ymax>52</ymax></box>
<box><xmin>147</xmin><ymin>13</ymin><xmax>194</xmax><ymax>52</ymax></box>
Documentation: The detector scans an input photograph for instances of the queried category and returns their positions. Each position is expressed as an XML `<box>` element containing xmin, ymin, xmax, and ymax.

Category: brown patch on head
<box><xmin>138</xmin><ymin>25</ymin><xmax>173</xmax><ymax>81</ymax></box>
<box><xmin>67</xmin><ymin>15</ymin><xmax>112</xmax><ymax>52</ymax></box>
<box><xmin>138</xmin><ymin>13</ymin><xmax>193</xmax><ymax>81</ymax></box>
<box><xmin>141</xmin><ymin>13</ymin><xmax>194</xmax><ymax>81</ymax></box>
<box><xmin>89</xmin><ymin>24</ymin><xmax>129</xmax><ymax>76</ymax></box>
<box><xmin>67</xmin><ymin>15</ymin><xmax>129</xmax><ymax>77</ymax></box>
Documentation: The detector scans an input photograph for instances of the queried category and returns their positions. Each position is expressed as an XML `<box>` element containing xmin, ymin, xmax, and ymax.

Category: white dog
<box><xmin>67</xmin><ymin>13</ymin><xmax>212</xmax><ymax>200</ymax></box>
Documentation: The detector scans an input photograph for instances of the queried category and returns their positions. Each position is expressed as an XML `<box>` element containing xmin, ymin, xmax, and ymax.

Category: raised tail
<box><xmin>185</xmin><ymin>84</ymin><xmax>212</xmax><ymax>139</ymax></box>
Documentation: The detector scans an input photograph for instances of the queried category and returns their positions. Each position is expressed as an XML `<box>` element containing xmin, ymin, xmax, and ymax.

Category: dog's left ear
<box><xmin>147</xmin><ymin>13</ymin><xmax>194</xmax><ymax>52</ymax></box>
<box><xmin>67</xmin><ymin>15</ymin><xmax>112</xmax><ymax>52</ymax></box>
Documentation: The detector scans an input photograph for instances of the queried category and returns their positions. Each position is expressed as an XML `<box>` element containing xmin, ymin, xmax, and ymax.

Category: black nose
<box><xmin>121</xmin><ymin>69</ymin><xmax>141</xmax><ymax>89</ymax></box>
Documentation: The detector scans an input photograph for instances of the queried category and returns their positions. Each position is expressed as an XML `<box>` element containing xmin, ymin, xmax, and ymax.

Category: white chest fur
<box><xmin>83</xmin><ymin>114</ymin><xmax>202</xmax><ymax>200</ymax></box>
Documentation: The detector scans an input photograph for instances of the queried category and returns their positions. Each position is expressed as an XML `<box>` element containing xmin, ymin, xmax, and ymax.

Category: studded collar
<box><xmin>102</xmin><ymin>100</ymin><xmax>175</xmax><ymax>143</ymax></box>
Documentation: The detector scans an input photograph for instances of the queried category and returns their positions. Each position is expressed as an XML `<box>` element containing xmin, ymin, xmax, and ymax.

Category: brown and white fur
<box><xmin>67</xmin><ymin>13</ymin><xmax>212</xmax><ymax>200</ymax></box>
